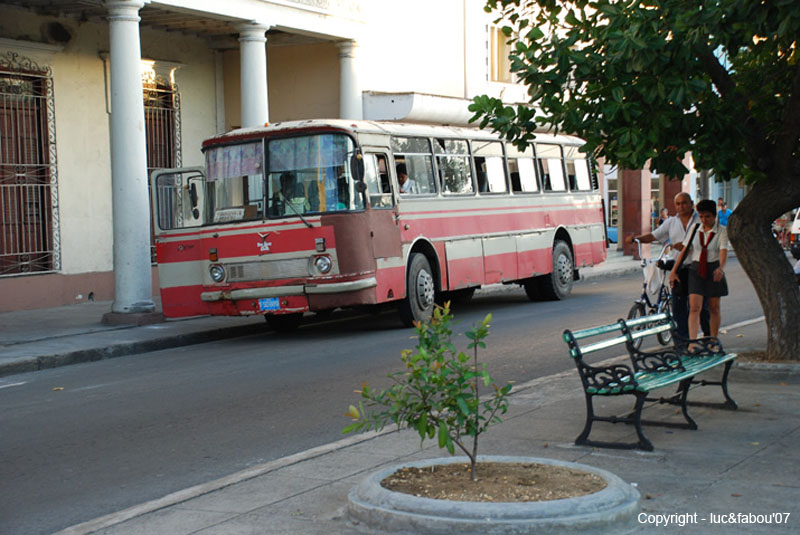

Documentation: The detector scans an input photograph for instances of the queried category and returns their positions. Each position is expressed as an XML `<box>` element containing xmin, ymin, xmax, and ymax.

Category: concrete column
<box><xmin>337</xmin><ymin>40</ymin><xmax>362</xmax><ymax>120</ymax></box>
<box><xmin>105</xmin><ymin>0</ymin><xmax>155</xmax><ymax>316</ymax></box>
<box><xmin>663</xmin><ymin>175</ymin><xmax>684</xmax><ymax>213</ymax></box>
<box><xmin>237</xmin><ymin>23</ymin><xmax>269</xmax><ymax>127</ymax></box>
<box><xmin>621</xmin><ymin>168</ymin><xmax>651</xmax><ymax>259</ymax></box>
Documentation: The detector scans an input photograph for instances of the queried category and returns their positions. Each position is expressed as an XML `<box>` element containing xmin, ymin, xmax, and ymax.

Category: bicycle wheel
<box><xmin>627</xmin><ymin>302</ymin><xmax>647</xmax><ymax>350</ymax></box>
<box><xmin>656</xmin><ymin>293</ymin><xmax>673</xmax><ymax>346</ymax></box>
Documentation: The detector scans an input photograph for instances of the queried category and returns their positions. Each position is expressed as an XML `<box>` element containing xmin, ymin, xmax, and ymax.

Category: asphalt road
<box><xmin>0</xmin><ymin>258</ymin><xmax>761</xmax><ymax>535</ymax></box>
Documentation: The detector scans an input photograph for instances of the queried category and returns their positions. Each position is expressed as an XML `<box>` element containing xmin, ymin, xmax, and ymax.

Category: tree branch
<box><xmin>777</xmin><ymin>59</ymin><xmax>800</xmax><ymax>161</ymax></box>
<box><xmin>696</xmin><ymin>44</ymin><xmax>774</xmax><ymax>172</ymax></box>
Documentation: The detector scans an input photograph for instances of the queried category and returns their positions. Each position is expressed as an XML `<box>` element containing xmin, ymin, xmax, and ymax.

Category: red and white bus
<box><xmin>152</xmin><ymin>120</ymin><xmax>606</xmax><ymax>330</ymax></box>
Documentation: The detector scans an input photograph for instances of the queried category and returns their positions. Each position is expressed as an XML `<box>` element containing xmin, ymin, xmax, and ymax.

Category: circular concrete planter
<box><xmin>348</xmin><ymin>456</ymin><xmax>640</xmax><ymax>535</ymax></box>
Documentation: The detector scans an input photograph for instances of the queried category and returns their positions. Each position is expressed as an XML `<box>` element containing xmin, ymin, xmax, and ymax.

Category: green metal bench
<box><xmin>563</xmin><ymin>312</ymin><xmax>737</xmax><ymax>451</ymax></box>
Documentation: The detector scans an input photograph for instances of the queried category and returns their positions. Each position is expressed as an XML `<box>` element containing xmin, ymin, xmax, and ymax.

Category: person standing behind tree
<box><xmin>669</xmin><ymin>199</ymin><xmax>729</xmax><ymax>347</ymax></box>
<box><xmin>717</xmin><ymin>197</ymin><xmax>732</xmax><ymax>227</ymax></box>
<box><xmin>626</xmin><ymin>192</ymin><xmax>710</xmax><ymax>341</ymax></box>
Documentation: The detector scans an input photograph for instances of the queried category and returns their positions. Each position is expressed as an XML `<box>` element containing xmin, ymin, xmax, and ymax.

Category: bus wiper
<box><xmin>280</xmin><ymin>192</ymin><xmax>313</xmax><ymax>228</ymax></box>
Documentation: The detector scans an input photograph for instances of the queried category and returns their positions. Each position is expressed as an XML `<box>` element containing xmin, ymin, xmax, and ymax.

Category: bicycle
<box><xmin>628</xmin><ymin>239</ymin><xmax>673</xmax><ymax>349</ymax></box>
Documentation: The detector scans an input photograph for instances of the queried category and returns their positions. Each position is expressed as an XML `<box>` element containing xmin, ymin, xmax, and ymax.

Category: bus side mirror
<box><xmin>355</xmin><ymin>181</ymin><xmax>367</xmax><ymax>194</ymax></box>
<box><xmin>189</xmin><ymin>182</ymin><xmax>198</xmax><ymax>209</ymax></box>
<box><xmin>350</xmin><ymin>153</ymin><xmax>365</xmax><ymax>182</ymax></box>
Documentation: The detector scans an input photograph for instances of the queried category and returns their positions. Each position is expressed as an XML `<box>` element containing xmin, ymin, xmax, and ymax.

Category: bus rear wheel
<box><xmin>399</xmin><ymin>253</ymin><xmax>436</xmax><ymax>327</ymax></box>
<box><xmin>265</xmin><ymin>312</ymin><xmax>303</xmax><ymax>332</ymax></box>
<box><xmin>539</xmin><ymin>240</ymin><xmax>574</xmax><ymax>300</ymax></box>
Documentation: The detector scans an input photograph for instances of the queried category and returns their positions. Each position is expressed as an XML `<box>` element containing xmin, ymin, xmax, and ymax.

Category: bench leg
<box><xmin>575</xmin><ymin>392</ymin><xmax>596</xmax><ymax>447</ymax></box>
<box><xmin>631</xmin><ymin>392</ymin><xmax>655</xmax><ymax>451</ymax></box>
<box><xmin>678</xmin><ymin>378</ymin><xmax>698</xmax><ymax>430</ymax></box>
<box><xmin>575</xmin><ymin>392</ymin><xmax>654</xmax><ymax>451</ymax></box>
<box><xmin>720</xmin><ymin>360</ymin><xmax>738</xmax><ymax>409</ymax></box>
<box><xmin>687</xmin><ymin>360</ymin><xmax>738</xmax><ymax>410</ymax></box>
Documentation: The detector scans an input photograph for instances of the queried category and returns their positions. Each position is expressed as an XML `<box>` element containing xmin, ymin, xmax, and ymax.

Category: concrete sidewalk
<box><xmin>54</xmin><ymin>319</ymin><xmax>799</xmax><ymax>535</ymax></box>
<box><xmin>0</xmin><ymin>249</ymin><xmax>640</xmax><ymax>379</ymax></box>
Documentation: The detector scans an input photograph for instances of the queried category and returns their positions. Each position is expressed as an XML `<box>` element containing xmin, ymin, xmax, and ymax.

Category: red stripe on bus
<box><xmin>156</xmin><ymin>226</ymin><xmax>337</xmax><ymax>264</ymax></box>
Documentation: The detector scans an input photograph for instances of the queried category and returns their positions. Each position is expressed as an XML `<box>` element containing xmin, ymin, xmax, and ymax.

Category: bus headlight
<box><xmin>314</xmin><ymin>255</ymin><xmax>332</xmax><ymax>274</ymax></box>
<box><xmin>209</xmin><ymin>264</ymin><xmax>226</xmax><ymax>282</ymax></box>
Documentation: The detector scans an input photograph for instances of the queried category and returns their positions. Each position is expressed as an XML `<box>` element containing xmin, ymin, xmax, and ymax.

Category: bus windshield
<box><xmin>203</xmin><ymin>133</ymin><xmax>364</xmax><ymax>224</ymax></box>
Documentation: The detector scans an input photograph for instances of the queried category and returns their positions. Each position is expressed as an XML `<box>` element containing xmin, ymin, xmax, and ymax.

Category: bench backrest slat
<box><xmin>625</xmin><ymin>312</ymin><xmax>669</xmax><ymax>328</ymax></box>
<box><xmin>629</xmin><ymin>323</ymin><xmax>672</xmax><ymax>340</ymax></box>
<box><xmin>579</xmin><ymin>334</ymin><xmax>629</xmax><ymax>354</ymax></box>
<box><xmin>566</xmin><ymin>322</ymin><xmax>623</xmax><ymax>340</ymax></box>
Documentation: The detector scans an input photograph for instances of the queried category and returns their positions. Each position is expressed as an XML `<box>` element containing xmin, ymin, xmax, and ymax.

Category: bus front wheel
<box><xmin>539</xmin><ymin>240</ymin><xmax>574</xmax><ymax>301</ymax></box>
<box><xmin>399</xmin><ymin>253</ymin><xmax>436</xmax><ymax>327</ymax></box>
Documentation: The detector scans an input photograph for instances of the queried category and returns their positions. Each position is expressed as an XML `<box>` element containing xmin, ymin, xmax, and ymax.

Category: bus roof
<box><xmin>203</xmin><ymin>119</ymin><xmax>586</xmax><ymax>149</ymax></box>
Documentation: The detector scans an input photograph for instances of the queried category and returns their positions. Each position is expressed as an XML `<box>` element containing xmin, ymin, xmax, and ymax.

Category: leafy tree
<box><xmin>343</xmin><ymin>304</ymin><xmax>512</xmax><ymax>481</ymax></box>
<box><xmin>470</xmin><ymin>0</ymin><xmax>800</xmax><ymax>360</ymax></box>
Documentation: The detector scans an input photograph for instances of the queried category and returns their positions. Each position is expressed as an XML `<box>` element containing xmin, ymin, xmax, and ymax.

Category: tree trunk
<box><xmin>727</xmin><ymin>170</ymin><xmax>800</xmax><ymax>361</ymax></box>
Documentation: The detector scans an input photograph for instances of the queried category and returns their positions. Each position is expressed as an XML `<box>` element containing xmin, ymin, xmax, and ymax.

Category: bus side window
<box><xmin>472</xmin><ymin>140</ymin><xmax>507</xmax><ymax>193</ymax></box>
<box><xmin>435</xmin><ymin>138</ymin><xmax>473</xmax><ymax>195</ymax></box>
<box><xmin>564</xmin><ymin>146</ymin><xmax>592</xmax><ymax>191</ymax></box>
<box><xmin>536</xmin><ymin>144</ymin><xmax>566</xmax><ymax>192</ymax></box>
<box><xmin>390</xmin><ymin>136</ymin><xmax>437</xmax><ymax>195</ymax></box>
<box><xmin>508</xmin><ymin>157</ymin><xmax>538</xmax><ymax>193</ymax></box>
<box><xmin>506</xmin><ymin>144</ymin><xmax>538</xmax><ymax>193</ymax></box>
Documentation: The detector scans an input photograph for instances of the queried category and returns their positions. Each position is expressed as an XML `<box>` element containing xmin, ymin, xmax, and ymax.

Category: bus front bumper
<box><xmin>199</xmin><ymin>276</ymin><xmax>378</xmax><ymax>302</ymax></box>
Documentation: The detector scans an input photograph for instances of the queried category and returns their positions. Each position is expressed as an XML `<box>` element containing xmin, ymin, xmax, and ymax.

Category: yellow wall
<box><xmin>222</xmin><ymin>41</ymin><xmax>340</xmax><ymax>128</ymax></box>
<box><xmin>268</xmin><ymin>42</ymin><xmax>339</xmax><ymax>122</ymax></box>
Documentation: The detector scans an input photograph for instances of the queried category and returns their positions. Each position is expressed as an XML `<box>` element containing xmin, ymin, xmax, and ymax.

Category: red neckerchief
<box><xmin>698</xmin><ymin>229</ymin><xmax>715</xmax><ymax>279</ymax></box>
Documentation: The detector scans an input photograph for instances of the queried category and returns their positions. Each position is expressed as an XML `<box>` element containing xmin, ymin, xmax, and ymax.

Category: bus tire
<box><xmin>539</xmin><ymin>240</ymin><xmax>574</xmax><ymax>300</ymax></box>
<box><xmin>265</xmin><ymin>313</ymin><xmax>303</xmax><ymax>332</ymax></box>
<box><xmin>399</xmin><ymin>253</ymin><xmax>436</xmax><ymax>327</ymax></box>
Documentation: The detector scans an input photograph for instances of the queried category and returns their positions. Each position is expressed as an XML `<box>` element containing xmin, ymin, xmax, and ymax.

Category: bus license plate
<box><xmin>259</xmin><ymin>298</ymin><xmax>280</xmax><ymax>311</ymax></box>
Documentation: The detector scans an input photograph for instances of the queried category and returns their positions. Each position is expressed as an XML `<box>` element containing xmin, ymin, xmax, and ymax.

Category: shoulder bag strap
<box><xmin>675</xmin><ymin>223</ymin><xmax>700</xmax><ymax>270</ymax></box>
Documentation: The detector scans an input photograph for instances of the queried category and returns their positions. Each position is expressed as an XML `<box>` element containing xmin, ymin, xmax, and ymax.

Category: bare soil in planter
<box><xmin>382</xmin><ymin>462</ymin><xmax>607</xmax><ymax>502</ymax></box>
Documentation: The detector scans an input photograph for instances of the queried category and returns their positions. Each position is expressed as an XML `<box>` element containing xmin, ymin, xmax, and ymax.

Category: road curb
<box><xmin>0</xmin><ymin>323</ymin><xmax>267</xmax><ymax>379</ymax></box>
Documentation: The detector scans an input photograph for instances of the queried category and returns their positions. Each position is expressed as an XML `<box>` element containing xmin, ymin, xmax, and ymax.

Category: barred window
<box><xmin>0</xmin><ymin>52</ymin><xmax>59</xmax><ymax>276</ymax></box>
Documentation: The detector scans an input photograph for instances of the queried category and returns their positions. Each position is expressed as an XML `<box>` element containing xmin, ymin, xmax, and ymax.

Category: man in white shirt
<box><xmin>396</xmin><ymin>163</ymin><xmax>418</xmax><ymax>194</ymax></box>
<box><xmin>625</xmin><ymin>192</ymin><xmax>709</xmax><ymax>341</ymax></box>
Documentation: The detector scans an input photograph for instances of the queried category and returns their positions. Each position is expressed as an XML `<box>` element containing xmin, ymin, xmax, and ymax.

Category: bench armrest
<box><xmin>577</xmin><ymin>362</ymin><xmax>638</xmax><ymax>394</ymax></box>
<box><xmin>628</xmin><ymin>347</ymin><xmax>683</xmax><ymax>373</ymax></box>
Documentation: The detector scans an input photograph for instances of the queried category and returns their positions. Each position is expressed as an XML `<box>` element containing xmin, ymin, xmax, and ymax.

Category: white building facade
<box><xmin>0</xmin><ymin>0</ymin><xmax>526</xmax><ymax>313</ymax></box>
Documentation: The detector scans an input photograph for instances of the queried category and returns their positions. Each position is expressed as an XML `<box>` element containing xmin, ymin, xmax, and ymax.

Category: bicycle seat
<box><xmin>656</xmin><ymin>258</ymin><xmax>675</xmax><ymax>271</ymax></box>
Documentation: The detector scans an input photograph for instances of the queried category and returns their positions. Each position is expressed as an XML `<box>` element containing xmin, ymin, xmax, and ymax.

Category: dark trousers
<box><xmin>673</xmin><ymin>293</ymin><xmax>710</xmax><ymax>341</ymax></box>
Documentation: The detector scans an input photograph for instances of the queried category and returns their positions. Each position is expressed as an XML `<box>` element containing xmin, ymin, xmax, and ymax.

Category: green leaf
<box><xmin>457</xmin><ymin>396</ymin><xmax>470</xmax><ymax>416</ymax></box>
<box><xmin>438</xmin><ymin>421</ymin><xmax>449</xmax><ymax>448</ymax></box>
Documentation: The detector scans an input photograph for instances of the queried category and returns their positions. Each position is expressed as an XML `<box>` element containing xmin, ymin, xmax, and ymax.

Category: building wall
<box><xmin>269</xmin><ymin>41</ymin><xmax>340</xmax><ymax>121</ymax></box>
<box><xmin>0</xmin><ymin>6</ymin><xmax>218</xmax><ymax>311</ymax></box>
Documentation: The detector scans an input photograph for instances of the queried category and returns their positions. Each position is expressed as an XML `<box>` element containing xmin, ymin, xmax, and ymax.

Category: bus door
<box><xmin>362</xmin><ymin>150</ymin><xmax>403</xmax><ymax>301</ymax></box>
<box><xmin>150</xmin><ymin>167</ymin><xmax>211</xmax><ymax>317</ymax></box>
<box><xmin>362</xmin><ymin>150</ymin><xmax>401</xmax><ymax>258</ymax></box>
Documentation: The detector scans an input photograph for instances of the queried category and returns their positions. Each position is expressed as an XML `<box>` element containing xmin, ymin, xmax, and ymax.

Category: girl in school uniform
<box><xmin>669</xmin><ymin>199</ymin><xmax>728</xmax><ymax>347</ymax></box>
